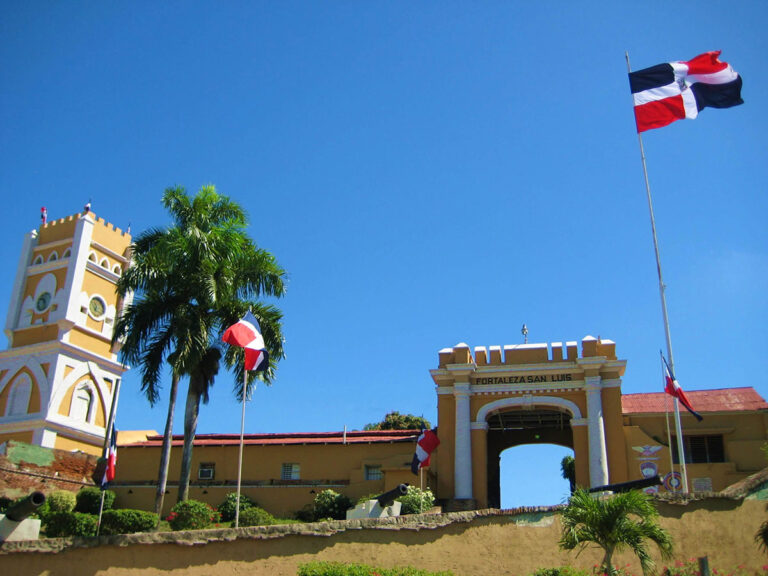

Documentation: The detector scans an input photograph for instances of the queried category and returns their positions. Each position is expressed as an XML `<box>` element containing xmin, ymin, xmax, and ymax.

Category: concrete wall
<box><xmin>1</xmin><ymin>498</ymin><xmax>766</xmax><ymax>576</ymax></box>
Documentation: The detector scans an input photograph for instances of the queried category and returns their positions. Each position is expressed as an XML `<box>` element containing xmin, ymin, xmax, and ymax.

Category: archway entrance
<box><xmin>486</xmin><ymin>408</ymin><xmax>573</xmax><ymax>508</ymax></box>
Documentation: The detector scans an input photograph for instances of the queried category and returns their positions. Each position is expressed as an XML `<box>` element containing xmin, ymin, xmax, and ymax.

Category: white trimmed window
<box><xmin>70</xmin><ymin>384</ymin><xmax>93</xmax><ymax>422</ymax></box>
<box><xmin>198</xmin><ymin>463</ymin><xmax>215</xmax><ymax>480</ymax></box>
<box><xmin>281</xmin><ymin>463</ymin><xmax>300</xmax><ymax>480</ymax></box>
<box><xmin>6</xmin><ymin>375</ymin><xmax>32</xmax><ymax>416</ymax></box>
<box><xmin>365</xmin><ymin>465</ymin><xmax>383</xmax><ymax>481</ymax></box>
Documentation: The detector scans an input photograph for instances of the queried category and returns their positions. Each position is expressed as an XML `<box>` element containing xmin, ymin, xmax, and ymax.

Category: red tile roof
<box><xmin>622</xmin><ymin>387</ymin><xmax>768</xmax><ymax>415</ymax></box>
<box><xmin>126</xmin><ymin>429</ymin><xmax>420</xmax><ymax>448</ymax></box>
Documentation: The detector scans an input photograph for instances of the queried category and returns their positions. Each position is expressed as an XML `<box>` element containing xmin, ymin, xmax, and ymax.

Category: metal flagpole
<box><xmin>626</xmin><ymin>52</ymin><xmax>689</xmax><ymax>493</ymax></box>
<box><xmin>97</xmin><ymin>379</ymin><xmax>122</xmax><ymax>535</ymax></box>
<box><xmin>662</xmin><ymin>355</ymin><xmax>675</xmax><ymax>482</ymax></box>
<box><xmin>235</xmin><ymin>368</ymin><xmax>248</xmax><ymax>528</ymax></box>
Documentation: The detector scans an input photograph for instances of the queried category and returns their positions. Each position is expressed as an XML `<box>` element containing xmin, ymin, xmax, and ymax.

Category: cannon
<box><xmin>5</xmin><ymin>491</ymin><xmax>46</xmax><ymax>522</ymax></box>
<box><xmin>1</xmin><ymin>491</ymin><xmax>46</xmax><ymax>542</ymax></box>
<box><xmin>346</xmin><ymin>484</ymin><xmax>410</xmax><ymax>520</ymax></box>
<box><xmin>376</xmin><ymin>484</ymin><xmax>409</xmax><ymax>507</ymax></box>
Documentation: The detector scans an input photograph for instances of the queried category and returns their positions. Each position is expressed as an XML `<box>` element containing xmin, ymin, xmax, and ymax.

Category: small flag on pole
<box><xmin>411</xmin><ymin>428</ymin><xmax>440</xmax><ymax>475</ymax></box>
<box><xmin>629</xmin><ymin>51</ymin><xmax>743</xmax><ymax>132</ymax></box>
<box><xmin>222</xmin><ymin>311</ymin><xmax>269</xmax><ymax>371</ymax></box>
<box><xmin>662</xmin><ymin>356</ymin><xmax>703</xmax><ymax>422</ymax></box>
<box><xmin>101</xmin><ymin>423</ymin><xmax>117</xmax><ymax>488</ymax></box>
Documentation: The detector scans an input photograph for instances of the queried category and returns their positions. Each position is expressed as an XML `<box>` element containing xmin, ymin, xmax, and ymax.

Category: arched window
<box><xmin>100</xmin><ymin>258</ymin><xmax>110</xmax><ymax>269</ymax></box>
<box><xmin>112</xmin><ymin>264</ymin><xmax>122</xmax><ymax>274</ymax></box>
<box><xmin>33</xmin><ymin>255</ymin><xmax>44</xmax><ymax>265</ymax></box>
<box><xmin>63</xmin><ymin>248</ymin><xmax>72</xmax><ymax>258</ymax></box>
<box><xmin>88</xmin><ymin>252</ymin><xmax>97</xmax><ymax>263</ymax></box>
<box><xmin>70</xmin><ymin>384</ymin><xmax>93</xmax><ymax>423</ymax></box>
<box><xmin>6</xmin><ymin>375</ymin><xmax>32</xmax><ymax>416</ymax></box>
<box><xmin>48</xmin><ymin>251</ymin><xmax>58</xmax><ymax>262</ymax></box>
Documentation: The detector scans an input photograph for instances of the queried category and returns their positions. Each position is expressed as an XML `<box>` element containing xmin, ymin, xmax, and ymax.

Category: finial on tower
<box><xmin>521</xmin><ymin>323</ymin><xmax>528</xmax><ymax>344</ymax></box>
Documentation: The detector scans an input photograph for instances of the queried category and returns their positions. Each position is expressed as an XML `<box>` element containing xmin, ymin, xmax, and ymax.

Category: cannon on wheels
<box><xmin>1</xmin><ymin>491</ymin><xmax>46</xmax><ymax>542</ymax></box>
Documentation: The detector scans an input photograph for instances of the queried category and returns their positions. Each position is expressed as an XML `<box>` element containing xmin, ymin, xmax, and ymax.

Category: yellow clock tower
<box><xmin>0</xmin><ymin>211</ymin><xmax>132</xmax><ymax>455</ymax></box>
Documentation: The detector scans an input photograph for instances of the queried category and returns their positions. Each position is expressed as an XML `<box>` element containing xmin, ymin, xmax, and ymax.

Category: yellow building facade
<box><xmin>0</xmin><ymin>212</ymin><xmax>131</xmax><ymax>455</ymax></box>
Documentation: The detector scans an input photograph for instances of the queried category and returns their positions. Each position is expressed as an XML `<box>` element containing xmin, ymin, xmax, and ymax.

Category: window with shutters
<box><xmin>281</xmin><ymin>463</ymin><xmax>300</xmax><ymax>480</ymax></box>
<box><xmin>671</xmin><ymin>435</ymin><xmax>725</xmax><ymax>464</ymax></box>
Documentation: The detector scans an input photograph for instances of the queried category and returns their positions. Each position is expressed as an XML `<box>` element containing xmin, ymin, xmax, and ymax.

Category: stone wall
<box><xmin>1</xmin><ymin>498</ymin><xmax>765</xmax><ymax>576</ymax></box>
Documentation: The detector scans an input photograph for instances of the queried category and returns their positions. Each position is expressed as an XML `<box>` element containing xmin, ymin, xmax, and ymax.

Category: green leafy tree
<box><xmin>363</xmin><ymin>411</ymin><xmax>431</xmax><ymax>430</ymax></box>
<box><xmin>114</xmin><ymin>185</ymin><xmax>286</xmax><ymax>514</ymax></box>
<box><xmin>560</xmin><ymin>455</ymin><xmax>576</xmax><ymax>493</ymax></box>
<box><xmin>559</xmin><ymin>489</ymin><xmax>673</xmax><ymax>575</ymax></box>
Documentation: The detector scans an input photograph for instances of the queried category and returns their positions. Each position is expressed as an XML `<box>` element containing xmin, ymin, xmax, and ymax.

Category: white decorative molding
<box><xmin>474</xmin><ymin>395</ymin><xmax>583</xmax><ymax>424</ymax></box>
<box><xmin>5</xmin><ymin>230</ymin><xmax>38</xmax><ymax>341</ymax></box>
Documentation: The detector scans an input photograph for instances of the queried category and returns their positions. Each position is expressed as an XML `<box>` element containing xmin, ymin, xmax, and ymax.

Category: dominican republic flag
<box><xmin>629</xmin><ymin>51</ymin><xmax>743</xmax><ymax>132</ymax></box>
<box><xmin>102</xmin><ymin>423</ymin><xmax>117</xmax><ymax>488</ymax></box>
<box><xmin>662</xmin><ymin>356</ymin><xmax>703</xmax><ymax>422</ymax></box>
<box><xmin>222</xmin><ymin>311</ymin><xmax>269</xmax><ymax>371</ymax></box>
<box><xmin>411</xmin><ymin>428</ymin><xmax>440</xmax><ymax>475</ymax></box>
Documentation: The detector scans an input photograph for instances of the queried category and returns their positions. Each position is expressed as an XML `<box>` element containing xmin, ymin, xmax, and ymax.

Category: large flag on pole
<box><xmin>222</xmin><ymin>311</ymin><xmax>269</xmax><ymax>372</ymax></box>
<box><xmin>662</xmin><ymin>356</ymin><xmax>703</xmax><ymax>422</ymax></box>
<box><xmin>411</xmin><ymin>428</ymin><xmax>440</xmax><ymax>475</ymax></box>
<box><xmin>629</xmin><ymin>51</ymin><xmax>743</xmax><ymax>132</ymax></box>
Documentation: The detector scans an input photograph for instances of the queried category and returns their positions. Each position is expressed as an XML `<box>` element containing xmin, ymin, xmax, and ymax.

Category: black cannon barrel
<box><xmin>6</xmin><ymin>491</ymin><xmax>46</xmax><ymax>522</ymax></box>
<box><xmin>376</xmin><ymin>484</ymin><xmax>409</xmax><ymax>507</ymax></box>
<box><xmin>588</xmin><ymin>475</ymin><xmax>662</xmax><ymax>494</ymax></box>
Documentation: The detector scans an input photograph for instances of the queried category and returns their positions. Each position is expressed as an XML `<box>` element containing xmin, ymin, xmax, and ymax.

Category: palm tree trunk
<box><xmin>602</xmin><ymin>547</ymin><xmax>615</xmax><ymax>575</ymax></box>
<box><xmin>178</xmin><ymin>384</ymin><xmax>201</xmax><ymax>502</ymax></box>
<box><xmin>154</xmin><ymin>373</ymin><xmax>179</xmax><ymax>519</ymax></box>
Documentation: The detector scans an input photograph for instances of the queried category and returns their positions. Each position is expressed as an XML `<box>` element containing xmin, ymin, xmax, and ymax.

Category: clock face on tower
<box><xmin>35</xmin><ymin>292</ymin><xmax>52</xmax><ymax>312</ymax></box>
<box><xmin>88</xmin><ymin>297</ymin><xmax>105</xmax><ymax>318</ymax></box>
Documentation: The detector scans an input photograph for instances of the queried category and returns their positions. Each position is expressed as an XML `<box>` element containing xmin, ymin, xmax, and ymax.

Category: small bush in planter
<box><xmin>236</xmin><ymin>506</ymin><xmax>275</xmax><ymax>527</ymax></box>
<box><xmin>217</xmin><ymin>492</ymin><xmax>257</xmax><ymax>522</ymax></box>
<box><xmin>100</xmin><ymin>509</ymin><xmax>159</xmax><ymax>535</ymax></box>
<box><xmin>168</xmin><ymin>499</ymin><xmax>219</xmax><ymax>531</ymax></box>
<box><xmin>44</xmin><ymin>511</ymin><xmax>98</xmax><ymax>537</ymax></box>
<box><xmin>75</xmin><ymin>486</ymin><xmax>115</xmax><ymax>514</ymax></box>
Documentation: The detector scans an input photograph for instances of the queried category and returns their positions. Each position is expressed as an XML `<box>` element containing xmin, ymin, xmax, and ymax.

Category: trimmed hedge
<box><xmin>298</xmin><ymin>562</ymin><xmax>454</xmax><ymax>576</ymax></box>
<box><xmin>218</xmin><ymin>492</ymin><xmax>257</xmax><ymax>522</ymax></box>
<box><xmin>236</xmin><ymin>506</ymin><xmax>275</xmax><ymax>527</ymax></box>
<box><xmin>47</xmin><ymin>490</ymin><xmax>77</xmax><ymax>514</ymax></box>
<box><xmin>44</xmin><ymin>511</ymin><xmax>98</xmax><ymax>537</ymax></box>
<box><xmin>100</xmin><ymin>508</ymin><xmax>158</xmax><ymax>535</ymax></box>
<box><xmin>168</xmin><ymin>499</ymin><xmax>220</xmax><ymax>531</ymax></box>
<box><xmin>75</xmin><ymin>487</ymin><xmax>115</xmax><ymax>514</ymax></box>
<box><xmin>312</xmin><ymin>490</ymin><xmax>352</xmax><ymax>521</ymax></box>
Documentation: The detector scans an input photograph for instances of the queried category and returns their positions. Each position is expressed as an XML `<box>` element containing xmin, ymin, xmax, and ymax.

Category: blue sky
<box><xmin>2</xmin><ymin>2</ymin><xmax>766</xmax><ymax>508</ymax></box>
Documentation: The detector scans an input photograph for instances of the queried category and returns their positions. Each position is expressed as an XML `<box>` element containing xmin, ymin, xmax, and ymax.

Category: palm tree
<box><xmin>560</xmin><ymin>455</ymin><xmax>576</xmax><ymax>493</ymax></box>
<box><xmin>114</xmin><ymin>185</ymin><xmax>286</xmax><ymax>514</ymax></box>
<box><xmin>559</xmin><ymin>488</ymin><xmax>673</xmax><ymax>575</ymax></box>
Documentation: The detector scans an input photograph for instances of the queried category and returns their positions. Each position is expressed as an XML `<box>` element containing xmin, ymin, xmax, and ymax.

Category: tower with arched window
<box><xmin>0</xmin><ymin>211</ymin><xmax>132</xmax><ymax>454</ymax></box>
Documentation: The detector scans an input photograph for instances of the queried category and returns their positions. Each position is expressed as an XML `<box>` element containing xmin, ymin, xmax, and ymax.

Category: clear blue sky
<box><xmin>2</xmin><ymin>2</ymin><xmax>766</xmax><ymax>508</ymax></box>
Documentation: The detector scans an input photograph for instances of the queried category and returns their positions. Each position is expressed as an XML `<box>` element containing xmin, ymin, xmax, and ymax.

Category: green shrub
<box><xmin>44</xmin><ymin>511</ymin><xmax>98</xmax><ymax>537</ymax></box>
<box><xmin>218</xmin><ymin>492</ymin><xmax>257</xmax><ymax>522</ymax></box>
<box><xmin>100</xmin><ymin>509</ymin><xmax>158</xmax><ymax>535</ymax></box>
<box><xmin>298</xmin><ymin>562</ymin><xmax>454</xmax><ymax>576</ymax></box>
<box><xmin>75</xmin><ymin>487</ymin><xmax>115</xmax><ymax>514</ymax></box>
<box><xmin>397</xmin><ymin>486</ymin><xmax>434</xmax><ymax>515</ymax></box>
<box><xmin>236</xmin><ymin>506</ymin><xmax>275</xmax><ymax>527</ymax></box>
<box><xmin>312</xmin><ymin>490</ymin><xmax>352</xmax><ymax>521</ymax></box>
<box><xmin>168</xmin><ymin>499</ymin><xmax>219</xmax><ymax>531</ymax></box>
<box><xmin>47</xmin><ymin>490</ymin><xmax>77</xmax><ymax>513</ymax></box>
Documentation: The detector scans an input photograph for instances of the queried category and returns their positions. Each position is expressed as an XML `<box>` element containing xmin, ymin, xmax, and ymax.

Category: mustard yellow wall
<box><xmin>68</xmin><ymin>329</ymin><xmax>113</xmax><ymax>358</ymax></box>
<box><xmin>12</xmin><ymin>325</ymin><xmax>60</xmax><ymax>348</ymax></box>
<box><xmin>115</xmin><ymin>441</ymin><xmax>417</xmax><ymax>517</ymax></box>
<box><xmin>436</xmin><ymin>394</ymin><xmax>455</xmax><ymax>501</ymax></box>
<box><xmin>602</xmin><ymin>387</ymin><xmax>628</xmax><ymax>484</ymax></box>
<box><xmin>37</xmin><ymin>215</ymin><xmax>79</xmax><ymax>244</ymax></box>
<box><xmin>0</xmin><ymin>431</ymin><xmax>34</xmax><ymax>444</ymax></box>
<box><xmin>54</xmin><ymin>434</ymin><xmax>102</xmax><ymax>455</ymax></box>
<box><xmin>90</xmin><ymin>215</ymin><xmax>131</xmax><ymax>255</ymax></box>
<box><xmin>470</xmin><ymin>428</ymin><xmax>487</xmax><ymax>508</ymax></box>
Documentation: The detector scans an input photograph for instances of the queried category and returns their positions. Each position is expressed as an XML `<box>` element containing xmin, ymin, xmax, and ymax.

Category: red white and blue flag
<box><xmin>662</xmin><ymin>356</ymin><xmax>703</xmax><ymax>422</ymax></box>
<box><xmin>102</xmin><ymin>423</ymin><xmax>117</xmax><ymax>488</ymax></box>
<box><xmin>629</xmin><ymin>51</ymin><xmax>743</xmax><ymax>132</ymax></box>
<box><xmin>222</xmin><ymin>311</ymin><xmax>269</xmax><ymax>372</ymax></box>
<box><xmin>411</xmin><ymin>428</ymin><xmax>440</xmax><ymax>475</ymax></box>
